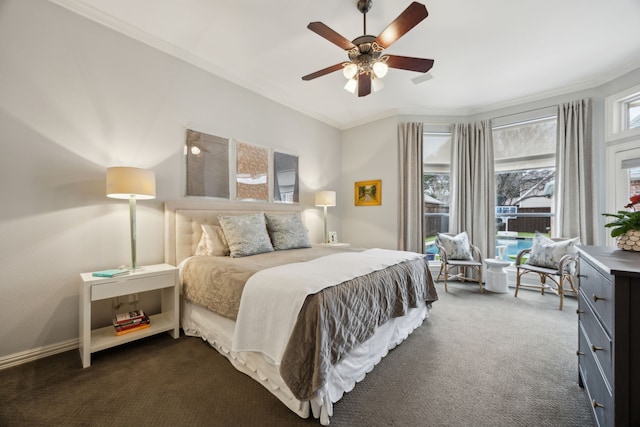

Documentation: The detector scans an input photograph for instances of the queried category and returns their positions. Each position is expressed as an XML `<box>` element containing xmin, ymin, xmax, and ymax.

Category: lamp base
<box><xmin>123</xmin><ymin>265</ymin><xmax>145</xmax><ymax>272</ymax></box>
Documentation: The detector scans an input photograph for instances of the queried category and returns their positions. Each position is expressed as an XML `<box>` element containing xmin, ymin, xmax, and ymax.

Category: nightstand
<box><xmin>318</xmin><ymin>242</ymin><xmax>351</xmax><ymax>247</ymax></box>
<box><xmin>79</xmin><ymin>263</ymin><xmax>179</xmax><ymax>368</ymax></box>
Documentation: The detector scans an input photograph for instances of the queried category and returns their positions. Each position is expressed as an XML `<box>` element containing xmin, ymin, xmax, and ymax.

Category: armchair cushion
<box><xmin>437</xmin><ymin>231</ymin><xmax>473</xmax><ymax>260</ymax></box>
<box><xmin>525</xmin><ymin>233</ymin><xmax>579</xmax><ymax>271</ymax></box>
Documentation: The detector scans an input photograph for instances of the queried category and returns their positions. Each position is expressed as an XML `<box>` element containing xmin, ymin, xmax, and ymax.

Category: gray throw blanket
<box><xmin>280</xmin><ymin>257</ymin><xmax>437</xmax><ymax>400</ymax></box>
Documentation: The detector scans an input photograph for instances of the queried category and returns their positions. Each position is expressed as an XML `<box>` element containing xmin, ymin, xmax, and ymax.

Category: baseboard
<box><xmin>0</xmin><ymin>338</ymin><xmax>78</xmax><ymax>371</ymax></box>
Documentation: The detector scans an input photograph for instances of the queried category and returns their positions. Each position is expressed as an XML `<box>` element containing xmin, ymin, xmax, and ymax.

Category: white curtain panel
<box><xmin>555</xmin><ymin>98</ymin><xmax>595</xmax><ymax>244</ymax></box>
<box><xmin>450</xmin><ymin>120</ymin><xmax>496</xmax><ymax>259</ymax></box>
<box><xmin>397</xmin><ymin>122</ymin><xmax>424</xmax><ymax>253</ymax></box>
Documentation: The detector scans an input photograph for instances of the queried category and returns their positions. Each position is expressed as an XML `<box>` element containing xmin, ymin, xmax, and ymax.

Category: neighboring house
<box><xmin>0</xmin><ymin>0</ymin><xmax>639</xmax><ymax>366</ymax></box>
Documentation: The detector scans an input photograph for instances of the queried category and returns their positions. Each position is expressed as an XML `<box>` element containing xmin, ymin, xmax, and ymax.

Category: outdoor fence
<box><xmin>424</xmin><ymin>205</ymin><xmax>552</xmax><ymax>238</ymax></box>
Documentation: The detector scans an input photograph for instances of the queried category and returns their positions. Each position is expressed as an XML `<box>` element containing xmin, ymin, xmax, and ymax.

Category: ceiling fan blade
<box><xmin>307</xmin><ymin>22</ymin><xmax>356</xmax><ymax>51</ymax></box>
<box><xmin>302</xmin><ymin>63</ymin><xmax>344</xmax><ymax>81</ymax></box>
<box><xmin>358</xmin><ymin>73</ymin><xmax>371</xmax><ymax>97</ymax></box>
<box><xmin>386</xmin><ymin>55</ymin><xmax>434</xmax><ymax>73</ymax></box>
<box><xmin>375</xmin><ymin>2</ymin><xmax>428</xmax><ymax>49</ymax></box>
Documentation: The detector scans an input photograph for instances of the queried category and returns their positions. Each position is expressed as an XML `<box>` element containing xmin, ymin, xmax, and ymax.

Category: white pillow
<box><xmin>264</xmin><ymin>212</ymin><xmax>311</xmax><ymax>250</ymax></box>
<box><xmin>526</xmin><ymin>233</ymin><xmax>579</xmax><ymax>270</ymax></box>
<box><xmin>437</xmin><ymin>232</ymin><xmax>473</xmax><ymax>260</ymax></box>
<box><xmin>217</xmin><ymin>213</ymin><xmax>274</xmax><ymax>258</ymax></box>
<box><xmin>195</xmin><ymin>224</ymin><xmax>230</xmax><ymax>257</ymax></box>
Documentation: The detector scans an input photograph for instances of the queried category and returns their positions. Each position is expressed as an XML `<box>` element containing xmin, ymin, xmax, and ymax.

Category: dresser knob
<box><xmin>578</xmin><ymin>274</ymin><xmax>588</xmax><ymax>279</ymax></box>
<box><xmin>592</xmin><ymin>399</ymin><xmax>605</xmax><ymax>409</ymax></box>
<box><xmin>591</xmin><ymin>344</ymin><xmax>604</xmax><ymax>352</ymax></box>
<box><xmin>592</xmin><ymin>294</ymin><xmax>605</xmax><ymax>302</ymax></box>
<box><xmin>576</xmin><ymin>350</ymin><xmax>584</xmax><ymax>356</ymax></box>
<box><xmin>576</xmin><ymin>309</ymin><xmax>584</xmax><ymax>315</ymax></box>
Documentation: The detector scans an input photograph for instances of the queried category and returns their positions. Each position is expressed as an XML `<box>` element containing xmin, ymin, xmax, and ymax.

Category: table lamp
<box><xmin>106</xmin><ymin>167</ymin><xmax>156</xmax><ymax>270</ymax></box>
<box><xmin>315</xmin><ymin>190</ymin><xmax>336</xmax><ymax>243</ymax></box>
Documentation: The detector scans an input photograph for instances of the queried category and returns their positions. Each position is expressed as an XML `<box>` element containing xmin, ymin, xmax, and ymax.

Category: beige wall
<box><xmin>0</xmin><ymin>0</ymin><xmax>341</xmax><ymax>359</ymax></box>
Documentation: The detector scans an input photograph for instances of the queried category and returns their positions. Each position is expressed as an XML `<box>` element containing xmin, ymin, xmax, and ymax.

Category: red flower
<box><xmin>625</xmin><ymin>194</ymin><xmax>640</xmax><ymax>210</ymax></box>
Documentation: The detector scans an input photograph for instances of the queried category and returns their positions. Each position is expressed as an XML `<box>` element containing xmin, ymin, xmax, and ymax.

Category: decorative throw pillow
<box><xmin>217</xmin><ymin>213</ymin><xmax>274</xmax><ymax>258</ymax></box>
<box><xmin>195</xmin><ymin>224</ymin><xmax>230</xmax><ymax>257</ymax></box>
<box><xmin>437</xmin><ymin>232</ymin><xmax>473</xmax><ymax>260</ymax></box>
<box><xmin>194</xmin><ymin>232</ymin><xmax>209</xmax><ymax>256</ymax></box>
<box><xmin>264</xmin><ymin>212</ymin><xmax>311</xmax><ymax>250</ymax></box>
<box><xmin>526</xmin><ymin>233</ymin><xmax>580</xmax><ymax>270</ymax></box>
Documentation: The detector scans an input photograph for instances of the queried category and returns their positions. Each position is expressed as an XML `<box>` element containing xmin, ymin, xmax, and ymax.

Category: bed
<box><xmin>164</xmin><ymin>201</ymin><xmax>438</xmax><ymax>425</ymax></box>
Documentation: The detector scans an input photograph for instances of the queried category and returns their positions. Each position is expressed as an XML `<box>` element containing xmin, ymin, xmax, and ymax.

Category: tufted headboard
<box><xmin>164</xmin><ymin>200</ymin><xmax>305</xmax><ymax>266</ymax></box>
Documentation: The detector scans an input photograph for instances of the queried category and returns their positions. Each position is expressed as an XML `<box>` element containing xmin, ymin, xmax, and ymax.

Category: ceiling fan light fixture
<box><xmin>302</xmin><ymin>2</ymin><xmax>433</xmax><ymax>98</ymax></box>
<box><xmin>372</xmin><ymin>77</ymin><xmax>384</xmax><ymax>93</ymax></box>
<box><xmin>344</xmin><ymin>78</ymin><xmax>358</xmax><ymax>94</ymax></box>
<box><xmin>343</xmin><ymin>63</ymin><xmax>358</xmax><ymax>79</ymax></box>
<box><xmin>372</xmin><ymin>61</ymin><xmax>388</xmax><ymax>79</ymax></box>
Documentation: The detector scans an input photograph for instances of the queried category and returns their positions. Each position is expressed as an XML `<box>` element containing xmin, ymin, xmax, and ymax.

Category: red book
<box><xmin>114</xmin><ymin>317</ymin><xmax>150</xmax><ymax>332</ymax></box>
<box><xmin>115</xmin><ymin>323</ymin><xmax>150</xmax><ymax>336</ymax></box>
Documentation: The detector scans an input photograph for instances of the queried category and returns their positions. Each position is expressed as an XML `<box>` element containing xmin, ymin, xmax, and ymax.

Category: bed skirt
<box><xmin>181</xmin><ymin>299</ymin><xmax>429</xmax><ymax>425</ymax></box>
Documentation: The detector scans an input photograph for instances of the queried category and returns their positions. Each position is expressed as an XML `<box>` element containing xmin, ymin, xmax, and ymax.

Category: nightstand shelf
<box><xmin>90</xmin><ymin>312</ymin><xmax>175</xmax><ymax>353</ymax></box>
<box><xmin>79</xmin><ymin>263</ymin><xmax>179</xmax><ymax>368</ymax></box>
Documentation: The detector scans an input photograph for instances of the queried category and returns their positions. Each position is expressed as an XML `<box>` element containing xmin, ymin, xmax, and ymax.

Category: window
<box><xmin>493</xmin><ymin>116</ymin><xmax>557</xmax><ymax>258</ymax></box>
<box><xmin>605</xmin><ymin>83</ymin><xmax>640</xmax><ymax>141</ymax></box>
<box><xmin>625</xmin><ymin>94</ymin><xmax>640</xmax><ymax>130</ymax></box>
<box><xmin>627</xmin><ymin>166</ymin><xmax>640</xmax><ymax>197</ymax></box>
<box><xmin>423</xmin><ymin>131</ymin><xmax>451</xmax><ymax>256</ymax></box>
<box><xmin>606</xmin><ymin>144</ymin><xmax>640</xmax><ymax>245</ymax></box>
<box><xmin>605</xmin><ymin>84</ymin><xmax>640</xmax><ymax>245</ymax></box>
<box><xmin>422</xmin><ymin>113</ymin><xmax>558</xmax><ymax>259</ymax></box>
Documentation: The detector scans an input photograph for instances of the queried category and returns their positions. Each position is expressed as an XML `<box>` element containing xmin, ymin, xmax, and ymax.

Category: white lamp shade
<box><xmin>344</xmin><ymin>78</ymin><xmax>358</xmax><ymax>94</ymax></box>
<box><xmin>315</xmin><ymin>190</ymin><xmax>336</xmax><ymax>207</ymax></box>
<box><xmin>342</xmin><ymin>63</ymin><xmax>358</xmax><ymax>79</ymax></box>
<box><xmin>372</xmin><ymin>61</ymin><xmax>388</xmax><ymax>78</ymax></box>
<box><xmin>106</xmin><ymin>167</ymin><xmax>156</xmax><ymax>199</ymax></box>
<box><xmin>372</xmin><ymin>78</ymin><xmax>384</xmax><ymax>93</ymax></box>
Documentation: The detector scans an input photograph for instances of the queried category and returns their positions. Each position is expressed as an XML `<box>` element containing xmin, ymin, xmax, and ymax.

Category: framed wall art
<box><xmin>354</xmin><ymin>179</ymin><xmax>382</xmax><ymax>206</ymax></box>
<box><xmin>185</xmin><ymin>129</ymin><xmax>229</xmax><ymax>198</ymax></box>
<box><xmin>273</xmin><ymin>151</ymin><xmax>299</xmax><ymax>203</ymax></box>
<box><xmin>236</xmin><ymin>141</ymin><xmax>269</xmax><ymax>201</ymax></box>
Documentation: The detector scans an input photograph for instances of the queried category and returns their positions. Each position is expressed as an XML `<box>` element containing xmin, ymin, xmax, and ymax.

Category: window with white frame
<box><xmin>624</xmin><ymin>94</ymin><xmax>640</xmax><ymax>130</ymax></box>
<box><xmin>605</xmin><ymin>84</ymin><xmax>640</xmax><ymax>246</ymax></box>
<box><xmin>606</xmin><ymin>83</ymin><xmax>640</xmax><ymax>141</ymax></box>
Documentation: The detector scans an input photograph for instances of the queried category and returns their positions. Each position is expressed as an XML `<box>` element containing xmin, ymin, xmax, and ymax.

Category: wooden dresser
<box><xmin>576</xmin><ymin>245</ymin><xmax>640</xmax><ymax>427</ymax></box>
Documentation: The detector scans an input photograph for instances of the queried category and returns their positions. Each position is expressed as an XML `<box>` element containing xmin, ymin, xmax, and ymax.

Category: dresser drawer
<box><xmin>579</xmin><ymin>326</ymin><xmax>613</xmax><ymax>427</ymax></box>
<box><xmin>578</xmin><ymin>294</ymin><xmax>613</xmax><ymax>387</ymax></box>
<box><xmin>91</xmin><ymin>272</ymin><xmax>175</xmax><ymax>301</ymax></box>
<box><xmin>578</xmin><ymin>257</ymin><xmax>613</xmax><ymax>333</ymax></box>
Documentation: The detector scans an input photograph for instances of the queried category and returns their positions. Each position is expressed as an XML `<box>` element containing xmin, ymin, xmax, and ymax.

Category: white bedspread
<box><xmin>231</xmin><ymin>248</ymin><xmax>424</xmax><ymax>365</ymax></box>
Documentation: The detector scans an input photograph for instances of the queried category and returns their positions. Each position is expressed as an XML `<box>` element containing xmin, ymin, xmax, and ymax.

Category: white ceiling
<box><xmin>54</xmin><ymin>0</ymin><xmax>640</xmax><ymax>129</ymax></box>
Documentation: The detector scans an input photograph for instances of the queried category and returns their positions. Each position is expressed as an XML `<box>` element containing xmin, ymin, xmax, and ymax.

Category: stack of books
<box><xmin>113</xmin><ymin>309</ymin><xmax>150</xmax><ymax>336</ymax></box>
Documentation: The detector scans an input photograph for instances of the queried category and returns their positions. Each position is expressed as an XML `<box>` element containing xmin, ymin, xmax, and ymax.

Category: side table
<box><xmin>484</xmin><ymin>258</ymin><xmax>511</xmax><ymax>293</ymax></box>
<box><xmin>79</xmin><ymin>264</ymin><xmax>179</xmax><ymax>368</ymax></box>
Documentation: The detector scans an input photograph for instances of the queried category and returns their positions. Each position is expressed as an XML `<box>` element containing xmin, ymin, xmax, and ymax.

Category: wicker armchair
<box><xmin>513</xmin><ymin>237</ymin><xmax>579</xmax><ymax>310</ymax></box>
<box><xmin>435</xmin><ymin>232</ymin><xmax>484</xmax><ymax>293</ymax></box>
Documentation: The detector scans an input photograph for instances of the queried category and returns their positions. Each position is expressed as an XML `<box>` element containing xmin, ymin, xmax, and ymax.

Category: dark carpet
<box><xmin>0</xmin><ymin>282</ymin><xmax>596</xmax><ymax>426</ymax></box>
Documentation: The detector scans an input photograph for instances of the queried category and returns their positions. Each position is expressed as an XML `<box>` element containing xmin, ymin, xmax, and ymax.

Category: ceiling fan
<box><xmin>302</xmin><ymin>0</ymin><xmax>434</xmax><ymax>97</ymax></box>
